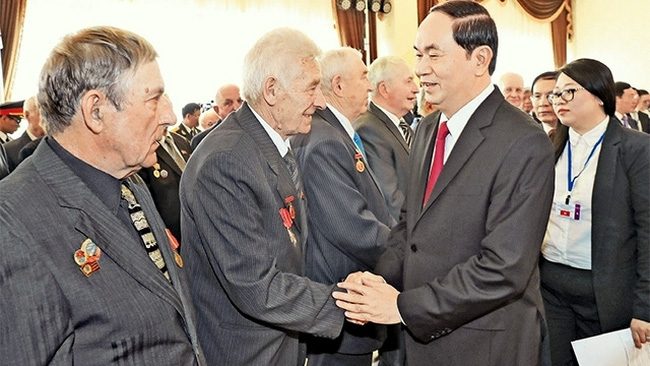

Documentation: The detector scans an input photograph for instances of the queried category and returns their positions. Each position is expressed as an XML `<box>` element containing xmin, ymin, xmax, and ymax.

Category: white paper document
<box><xmin>571</xmin><ymin>328</ymin><xmax>650</xmax><ymax>366</ymax></box>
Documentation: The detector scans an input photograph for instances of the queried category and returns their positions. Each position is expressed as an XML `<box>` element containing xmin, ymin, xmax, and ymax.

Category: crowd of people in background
<box><xmin>0</xmin><ymin>1</ymin><xmax>648</xmax><ymax>366</ymax></box>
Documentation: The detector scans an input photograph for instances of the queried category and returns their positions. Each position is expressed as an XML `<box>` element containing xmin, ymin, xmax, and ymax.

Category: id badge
<box><xmin>556</xmin><ymin>202</ymin><xmax>581</xmax><ymax>221</ymax></box>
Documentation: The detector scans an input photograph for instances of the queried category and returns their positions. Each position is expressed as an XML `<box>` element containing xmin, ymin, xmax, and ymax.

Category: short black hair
<box><xmin>531</xmin><ymin>71</ymin><xmax>558</xmax><ymax>91</ymax></box>
<box><xmin>558</xmin><ymin>58</ymin><xmax>615</xmax><ymax>116</ymax></box>
<box><xmin>614</xmin><ymin>81</ymin><xmax>632</xmax><ymax>98</ymax></box>
<box><xmin>430</xmin><ymin>0</ymin><xmax>498</xmax><ymax>75</ymax></box>
<box><xmin>182</xmin><ymin>103</ymin><xmax>201</xmax><ymax>118</ymax></box>
<box><xmin>638</xmin><ymin>89</ymin><xmax>648</xmax><ymax>97</ymax></box>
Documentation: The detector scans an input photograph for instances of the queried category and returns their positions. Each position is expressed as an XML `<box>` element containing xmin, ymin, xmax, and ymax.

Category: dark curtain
<box><xmin>417</xmin><ymin>0</ymin><xmax>437</xmax><ymax>25</ymax></box>
<box><xmin>1</xmin><ymin>0</ymin><xmax>28</xmax><ymax>101</ymax></box>
<box><xmin>331</xmin><ymin>0</ymin><xmax>369</xmax><ymax>62</ymax></box>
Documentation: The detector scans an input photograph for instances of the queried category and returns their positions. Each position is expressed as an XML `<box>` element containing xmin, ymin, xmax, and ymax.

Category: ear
<box><xmin>262</xmin><ymin>76</ymin><xmax>279</xmax><ymax>106</ymax></box>
<box><xmin>472</xmin><ymin>46</ymin><xmax>493</xmax><ymax>77</ymax></box>
<box><xmin>80</xmin><ymin>89</ymin><xmax>105</xmax><ymax>133</ymax></box>
<box><xmin>331</xmin><ymin>74</ymin><xmax>345</xmax><ymax>98</ymax></box>
<box><xmin>378</xmin><ymin>81</ymin><xmax>390</xmax><ymax>99</ymax></box>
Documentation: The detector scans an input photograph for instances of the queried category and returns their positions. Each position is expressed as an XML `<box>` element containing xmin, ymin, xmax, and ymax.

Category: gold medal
<box><xmin>153</xmin><ymin>170</ymin><xmax>160</xmax><ymax>178</ymax></box>
<box><xmin>174</xmin><ymin>251</ymin><xmax>183</xmax><ymax>268</ymax></box>
<box><xmin>356</xmin><ymin>160</ymin><xmax>365</xmax><ymax>172</ymax></box>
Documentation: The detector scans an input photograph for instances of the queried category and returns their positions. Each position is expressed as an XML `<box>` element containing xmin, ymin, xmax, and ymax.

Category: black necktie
<box><xmin>121</xmin><ymin>183</ymin><xmax>170</xmax><ymax>282</ymax></box>
<box><xmin>399</xmin><ymin>118</ymin><xmax>414</xmax><ymax>148</ymax></box>
<box><xmin>283</xmin><ymin>148</ymin><xmax>302</xmax><ymax>194</ymax></box>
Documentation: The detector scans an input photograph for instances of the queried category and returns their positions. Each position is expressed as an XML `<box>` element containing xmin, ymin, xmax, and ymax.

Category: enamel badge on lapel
<box><xmin>74</xmin><ymin>238</ymin><xmax>102</xmax><ymax>277</ymax></box>
<box><xmin>165</xmin><ymin>228</ymin><xmax>183</xmax><ymax>268</ymax></box>
<box><xmin>354</xmin><ymin>152</ymin><xmax>365</xmax><ymax>173</ymax></box>
<box><xmin>279</xmin><ymin>196</ymin><xmax>297</xmax><ymax>247</ymax></box>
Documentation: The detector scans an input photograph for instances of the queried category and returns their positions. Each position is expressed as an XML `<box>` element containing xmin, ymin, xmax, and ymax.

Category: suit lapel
<box><xmin>369</xmin><ymin>102</ymin><xmax>409</xmax><ymax>153</ymax></box>
<box><xmin>156</xmin><ymin>146</ymin><xmax>183</xmax><ymax>176</ymax></box>
<box><xmin>419</xmin><ymin>90</ymin><xmax>502</xmax><ymax>216</ymax></box>
<box><xmin>591</xmin><ymin>118</ymin><xmax>620</xmax><ymax>240</ymax></box>
<box><xmin>236</xmin><ymin>103</ymin><xmax>307</xmax><ymax>238</ymax></box>
<box><xmin>32</xmin><ymin>142</ymin><xmax>185</xmax><ymax>315</ymax></box>
<box><xmin>317</xmin><ymin>107</ymin><xmax>385</xmax><ymax>194</ymax></box>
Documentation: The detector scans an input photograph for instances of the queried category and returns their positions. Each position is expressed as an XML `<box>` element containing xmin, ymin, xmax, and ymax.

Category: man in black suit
<box><xmin>614</xmin><ymin>81</ymin><xmax>640</xmax><ymax>129</ymax></box>
<box><xmin>632</xmin><ymin>88</ymin><xmax>650</xmax><ymax>133</ymax></box>
<box><xmin>355</xmin><ymin>55</ymin><xmax>419</xmax><ymax>221</ymax></box>
<box><xmin>334</xmin><ymin>2</ymin><xmax>554</xmax><ymax>365</ymax></box>
<box><xmin>171</xmin><ymin>103</ymin><xmax>200</xmax><ymax>140</ymax></box>
<box><xmin>190</xmin><ymin>84</ymin><xmax>243</xmax><ymax>149</ymax></box>
<box><xmin>0</xmin><ymin>100</ymin><xmax>23</xmax><ymax>143</ymax></box>
<box><xmin>292</xmin><ymin>47</ymin><xmax>394</xmax><ymax>366</ymax></box>
<box><xmin>180</xmin><ymin>28</ymin><xmax>344</xmax><ymax>366</ymax></box>
<box><xmin>0</xmin><ymin>25</ymin><xmax>205</xmax><ymax>365</ymax></box>
<box><xmin>0</xmin><ymin>144</ymin><xmax>9</xmax><ymax>179</ymax></box>
<box><xmin>138</xmin><ymin>129</ymin><xmax>191</xmax><ymax>244</ymax></box>
<box><xmin>4</xmin><ymin>96</ymin><xmax>46</xmax><ymax>171</ymax></box>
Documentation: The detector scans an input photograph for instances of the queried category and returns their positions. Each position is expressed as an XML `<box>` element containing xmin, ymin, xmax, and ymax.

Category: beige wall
<box><xmin>374</xmin><ymin>0</ymin><xmax>649</xmax><ymax>91</ymax></box>
<box><xmin>570</xmin><ymin>0</ymin><xmax>649</xmax><ymax>90</ymax></box>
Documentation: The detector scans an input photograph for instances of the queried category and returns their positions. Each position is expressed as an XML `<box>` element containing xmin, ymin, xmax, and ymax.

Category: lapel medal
<box><xmin>354</xmin><ymin>152</ymin><xmax>365</xmax><ymax>173</ymax></box>
<box><xmin>279</xmin><ymin>207</ymin><xmax>297</xmax><ymax>247</ymax></box>
<box><xmin>153</xmin><ymin>163</ymin><xmax>161</xmax><ymax>178</ymax></box>
<box><xmin>284</xmin><ymin>195</ymin><xmax>296</xmax><ymax>219</ymax></box>
<box><xmin>74</xmin><ymin>238</ymin><xmax>102</xmax><ymax>277</ymax></box>
<box><xmin>160</xmin><ymin>169</ymin><xmax>169</xmax><ymax>179</ymax></box>
<box><xmin>165</xmin><ymin>228</ymin><xmax>183</xmax><ymax>268</ymax></box>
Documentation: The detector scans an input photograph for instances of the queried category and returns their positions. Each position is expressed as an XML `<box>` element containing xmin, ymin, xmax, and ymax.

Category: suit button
<box><xmin>410</xmin><ymin>244</ymin><xmax>417</xmax><ymax>252</ymax></box>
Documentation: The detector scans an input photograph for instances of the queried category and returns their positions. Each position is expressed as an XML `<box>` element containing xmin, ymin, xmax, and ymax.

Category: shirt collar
<box><xmin>328</xmin><ymin>104</ymin><xmax>355</xmax><ymax>139</ymax></box>
<box><xmin>46</xmin><ymin>136</ymin><xmax>123</xmax><ymax>215</ymax></box>
<box><xmin>568</xmin><ymin>116</ymin><xmax>609</xmax><ymax>147</ymax></box>
<box><xmin>440</xmin><ymin>84</ymin><xmax>494</xmax><ymax>138</ymax></box>
<box><xmin>249</xmin><ymin>105</ymin><xmax>290</xmax><ymax>157</ymax></box>
<box><xmin>372</xmin><ymin>102</ymin><xmax>401</xmax><ymax>129</ymax></box>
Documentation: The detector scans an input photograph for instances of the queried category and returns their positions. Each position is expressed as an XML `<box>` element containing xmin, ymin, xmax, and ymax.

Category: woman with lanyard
<box><xmin>540</xmin><ymin>58</ymin><xmax>650</xmax><ymax>366</ymax></box>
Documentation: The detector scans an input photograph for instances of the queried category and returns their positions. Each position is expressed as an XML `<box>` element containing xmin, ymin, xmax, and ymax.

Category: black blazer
<box><xmin>3</xmin><ymin>131</ymin><xmax>32</xmax><ymax>171</ymax></box>
<box><xmin>554</xmin><ymin>118</ymin><xmax>650</xmax><ymax>331</ymax></box>
<box><xmin>138</xmin><ymin>132</ymin><xmax>191</xmax><ymax>244</ymax></box>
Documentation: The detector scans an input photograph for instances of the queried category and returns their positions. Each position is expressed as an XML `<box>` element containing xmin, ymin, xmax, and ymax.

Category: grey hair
<box><xmin>242</xmin><ymin>28</ymin><xmax>321</xmax><ymax>103</ymax></box>
<box><xmin>368</xmin><ymin>56</ymin><xmax>410</xmax><ymax>98</ymax></box>
<box><xmin>319</xmin><ymin>47</ymin><xmax>363</xmax><ymax>98</ymax></box>
<box><xmin>37</xmin><ymin>26</ymin><xmax>158</xmax><ymax>134</ymax></box>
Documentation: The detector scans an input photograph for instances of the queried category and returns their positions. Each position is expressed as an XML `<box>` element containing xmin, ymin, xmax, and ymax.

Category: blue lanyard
<box><xmin>565</xmin><ymin>132</ymin><xmax>605</xmax><ymax>204</ymax></box>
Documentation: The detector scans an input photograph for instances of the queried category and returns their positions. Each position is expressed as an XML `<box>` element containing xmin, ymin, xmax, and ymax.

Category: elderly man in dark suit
<box><xmin>180</xmin><ymin>28</ymin><xmax>344</xmax><ymax>366</ymax></box>
<box><xmin>334</xmin><ymin>2</ymin><xmax>555</xmax><ymax>366</ymax></box>
<box><xmin>355</xmin><ymin>55</ymin><xmax>419</xmax><ymax>222</ymax></box>
<box><xmin>0</xmin><ymin>26</ymin><xmax>206</xmax><ymax>365</ymax></box>
<box><xmin>190</xmin><ymin>83</ymin><xmax>243</xmax><ymax>149</ymax></box>
<box><xmin>291</xmin><ymin>47</ymin><xmax>394</xmax><ymax>365</ymax></box>
<box><xmin>4</xmin><ymin>96</ymin><xmax>46</xmax><ymax>171</ymax></box>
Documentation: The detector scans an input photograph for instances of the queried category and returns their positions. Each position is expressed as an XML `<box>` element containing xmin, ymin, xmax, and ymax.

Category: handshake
<box><xmin>332</xmin><ymin>271</ymin><xmax>402</xmax><ymax>326</ymax></box>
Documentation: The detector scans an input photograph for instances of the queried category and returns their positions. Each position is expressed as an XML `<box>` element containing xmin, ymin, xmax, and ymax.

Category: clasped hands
<box><xmin>332</xmin><ymin>271</ymin><xmax>401</xmax><ymax>326</ymax></box>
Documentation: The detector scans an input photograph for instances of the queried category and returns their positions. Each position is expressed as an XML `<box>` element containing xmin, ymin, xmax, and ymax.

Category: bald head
<box><xmin>214</xmin><ymin>84</ymin><xmax>242</xmax><ymax>120</ymax></box>
<box><xmin>499</xmin><ymin>72</ymin><xmax>524</xmax><ymax>108</ymax></box>
<box><xmin>199</xmin><ymin>108</ymin><xmax>220</xmax><ymax>130</ymax></box>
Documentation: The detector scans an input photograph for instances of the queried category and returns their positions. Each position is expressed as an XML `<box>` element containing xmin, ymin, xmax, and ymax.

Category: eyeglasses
<box><xmin>546</xmin><ymin>88</ymin><xmax>586</xmax><ymax>104</ymax></box>
<box><xmin>7</xmin><ymin>115</ymin><xmax>22</xmax><ymax>124</ymax></box>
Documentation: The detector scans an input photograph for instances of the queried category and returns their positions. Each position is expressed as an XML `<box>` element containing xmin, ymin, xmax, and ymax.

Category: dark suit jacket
<box><xmin>0</xmin><ymin>140</ymin><xmax>205</xmax><ymax>365</ymax></box>
<box><xmin>292</xmin><ymin>107</ymin><xmax>394</xmax><ymax>355</ymax></box>
<box><xmin>354</xmin><ymin>102</ymin><xmax>410</xmax><ymax>221</ymax></box>
<box><xmin>180</xmin><ymin>102</ymin><xmax>344</xmax><ymax>365</ymax></box>
<box><xmin>554</xmin><ymin>118</ymin><xmax>650</xmax><ymax>331</ymax></box>
<box><xmin>375</xmin><ymin>88</ymin><xmax>555</xmax><ymax>366</ymax></box>
<box><xmin>138</xmin><ymin>131</ymin><xmax>191</xmax><ymax>244</ymax></box>
<box><xmin>190</xmin><ymin>120</ymin><xmax>221</xmax><ymax>150</ymax></box>
<box><xmin>0</xmin><ymin>143</ymin><xmax>8</xmax><ymax>179</ymax></box>
<box><xmin>3</xmin><ymin>131</ymin><xmax>32</xmax><ymax>171</ymax></box>
<box><xmin>171</xmin><ymin>123</ymin><xmax>197</xmax><ymax>140</ymax></box>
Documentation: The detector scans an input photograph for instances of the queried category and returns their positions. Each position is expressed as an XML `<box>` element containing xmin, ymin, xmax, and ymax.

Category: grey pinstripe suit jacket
<box><xmin>0</xmin><ymin>139</ymin><xmax>205</xmax><ymax>365</ymax></box>
<box><xmin>292</xmin><ymin>107</ymin><xmax>394</xmax><ymax>355</ymax></box>
<box><xmin>354</xmin><ymin>102</ymin><xmax>410</xmax><ymax>221</ymax></box>
<box><xmin>180</xmin><ymin>102</ymin><xmax>344</xmax><ymax>365</ymax></box>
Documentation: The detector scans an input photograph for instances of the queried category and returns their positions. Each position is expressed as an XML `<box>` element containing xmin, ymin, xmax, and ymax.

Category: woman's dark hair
<box><xmin>557</xmin><ymin>58</ymin><xmax>616</xmax><ymax>117</ymax></box>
